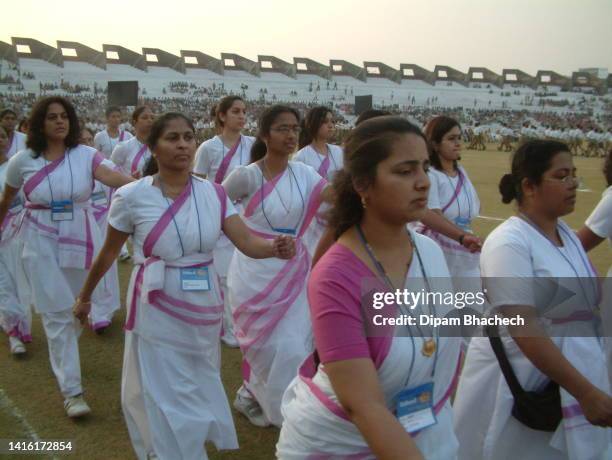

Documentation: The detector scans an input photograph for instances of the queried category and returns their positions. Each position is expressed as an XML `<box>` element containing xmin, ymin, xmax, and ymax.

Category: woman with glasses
<box><xmin>193</xmin><ymin>96</ymin><xmax>255</xmax><ymax>348</ymax></box>
<box><xmin>0</xmin><ymin>96</ymin><xmax>132</xmax><ymax>417</ymax></box>
<box><xmin>277</xmin><ymin>116</ymin><xmax>461</xmax><ymax>459</ymax></box>
<box><xmin>453</xmin><ymin>140</ymin><xmax>612</xmax><ymax>460</ymax></box>
<box><xmin>222</xmin><ymin>105</ymin><xmax>328</xmax><ymax>427</ymax></box>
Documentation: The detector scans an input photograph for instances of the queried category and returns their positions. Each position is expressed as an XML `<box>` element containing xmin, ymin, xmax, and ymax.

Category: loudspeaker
<box><xmin>354</xmin><ymin>95</ymin><xmax>373</xmax><ymax>115</ymax></box>
<box><xmin>107</xmin><ymin>81</ymin><xmax>138</xmax><ymax>106</ymax></box>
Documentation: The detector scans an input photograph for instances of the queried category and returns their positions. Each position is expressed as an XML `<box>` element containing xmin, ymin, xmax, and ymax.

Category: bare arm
<box><xmin>576</xmin><ymin>225</ymin><xmax>604</xmax><ymax>252</ymax></box>
<box><xmin>325</xmin><ymin>359</ymin><xmax>424</xmax><ymax>460</ymax></box>
<box><xmin>94</xmin><ymin>164</ymin><xmax>134</xmax><ymax>189</ymax></box>
<box><xmin>73</xmin><ymin>226</ymin><xmax>130</xmax><ymax>323</ymax></box>
<box><xmin>502</xmin><ymin>305</ymin><xmax>612</xmax><ymax>427</ymax></box>
<box><xmin>222</xmin><ymin>214</ymin><xmax>295</xmax><ymax>260</ymax></box>
<box><xmin>0</xmin><ymin>185</ymin><xmax>18</xmax><ymax>230</ymax></box>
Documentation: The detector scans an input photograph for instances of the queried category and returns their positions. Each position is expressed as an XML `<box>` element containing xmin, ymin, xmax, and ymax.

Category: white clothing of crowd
<box><xmin>0</xmin><ymin>103</ymin><xmax>610</xmax><ymax>460</ymax></box>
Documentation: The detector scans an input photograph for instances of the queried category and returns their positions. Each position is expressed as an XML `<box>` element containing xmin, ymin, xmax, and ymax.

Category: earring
<box><xmin>361</xmin><ymin>196</ymin><xmax>367</xmax><ymax>209</ymax></box>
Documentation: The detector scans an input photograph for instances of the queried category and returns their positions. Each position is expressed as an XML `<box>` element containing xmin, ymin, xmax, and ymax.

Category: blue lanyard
<box><xmin>45</xmin><ymin>150</ymin><xmax>73</xmax><ymax>204</ymax></box>
<box><xmin>355</xmin><ymin>225</ymin><xmax>439</xmax><ymax>384</ymax></box>
<box><xmin>518</xmin><ymin>214</ymin><xmax>598</xmax><ymax>309</ymax></box>
<box><xmin>444</xmin><ymin>169</ymin><xmax>472</xmax><ymax>220</ymax></box>
<box><xmin>158</xmin><ymin>176</ymin><xmax>202</xmax><ymax>257</ymax></box>
<box><xmin>311</xmin><ymin>143</ymin><xmax>338</xmax><ymax>171</ymax></box>
<box><xmin>260</xmin><ymin>164</ymin><xmax>305</xmax><ymax>234</ymax></box>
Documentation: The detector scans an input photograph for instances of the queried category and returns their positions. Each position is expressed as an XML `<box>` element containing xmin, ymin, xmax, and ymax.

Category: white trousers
<box><xmin>40</xmin><ymin>309</ymin><xmax>82</xmax><ymax>399</ymax></box>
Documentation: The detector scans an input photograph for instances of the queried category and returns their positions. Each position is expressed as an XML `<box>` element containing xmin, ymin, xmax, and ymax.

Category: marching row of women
<box><xmin>0</xmin><ymin>96</ymin><xmax>610</xmax><ymax>459</ymax></box>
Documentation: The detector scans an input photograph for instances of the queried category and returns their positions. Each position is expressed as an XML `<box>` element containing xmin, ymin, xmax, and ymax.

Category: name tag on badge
<box><xmin>91</xmin><ymin>191</ymin><xmax>108</xmax><ymax>207</ymax></box>
<box><xmin>51</xmin><ymin>200</ymin><xmax>74</xmax><ymax>221</ymax></box>
<box><xmin>454</xmin><ymin>216</ymin><xmax>472</xmax><ymax>233</ymax></box>
<box><xmin>180</xmin><ymin>267</ymin><xmax>211</xmax><ymax>291</ymax></box>
<box><xmin>9</xmin><ymin>197</ymin><xmax>23</xmax><ymax>213</ymax></box>
<box><xmin>395</xmin><ymin>382</ymin><xmax>437</xmax><ymax>434</ymax></box>
<box><xmin>274</xmin><ymin>227</ymin><xmax>296</xmax><ymax>236</ymax></box>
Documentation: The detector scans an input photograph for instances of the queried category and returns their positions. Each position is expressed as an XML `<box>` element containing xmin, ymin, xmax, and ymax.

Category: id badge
<box><xmin>395</xmin><ymin>382</ymin><xmax>437</xmax><ymax>434</ymax></box>
<box><xmin>9</xmin><ymin>197</ymin><xmax>23</xmax><ymax>213</ymax></box>
<box><xmin>51</xmin><ymin>200</ymin><xmax>74</xmax><ymax>221</ymax></box>
<box><xmin>180</xmin><ymin>267</ymin><xmax>211</xmax><ymax>291</ymax></box>
<box><xmin>273</xmin><ymin>227</ymin><xmax>296</xmax><ymax>235</ymax></box>
<box><xmin>454</xmin><ymin>216</ymin><xmax>472</xmax><ymax>233</ymax></box>
<box><xmin>91</xmin><ymin>191</ymin><xmax>108</xmax><ymax>207</ymax></box>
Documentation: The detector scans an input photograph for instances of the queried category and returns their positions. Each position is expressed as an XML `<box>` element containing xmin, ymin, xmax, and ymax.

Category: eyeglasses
<box><xmin>270</xmin><ymin>126</ymin><xmax>301</xmax><ymax>135</ymax></box>
<box><xmin>543</xmin><ymin>175</ymin><xmax>579</xmax><ymax>185</ymax></box>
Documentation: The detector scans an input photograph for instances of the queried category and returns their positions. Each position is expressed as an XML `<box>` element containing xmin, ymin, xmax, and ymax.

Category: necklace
<box><xmin>356</xmin><ymin>224</ymin><xmax>437</xmax><ymax>357</ymax></box>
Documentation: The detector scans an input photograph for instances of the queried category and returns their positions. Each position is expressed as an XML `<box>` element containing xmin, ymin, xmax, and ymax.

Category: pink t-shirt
<box><xmin>308</xmin><ymin>243</ymin><xmax>392</xmax><ymax>367</ymax></box>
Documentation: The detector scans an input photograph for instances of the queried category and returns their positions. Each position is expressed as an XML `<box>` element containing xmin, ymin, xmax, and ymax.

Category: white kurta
<box><xmin>276</xmin><ymin>232</ymin><xmax>462</xmax><ymax>460</ymax></box>
<box><xmin>109</xmin><ymin>175</ymin><xmax>239</xmax><ymax>460</ymax></box>
<box><xmin>5</xmin><ymin>145</ymin><xmax>107</xmax><ymax>313</ymax></box>
<box><xmin>94</xmin><ymin>129</ymin><xmax>133</xmax><ymax>159</ymax></box>
<box><xmin>453</xmin><ymin>217</ymin><xmax>611</xmax><ymax>460</ymax></box>
<box><xmin>5</xmin><ymin>144</ymin><xmax>107</xmax><ymax>398</ymax></box>
<box><xmin>110</xmin><ymin>137</ymin><xmax>151</xmax><ymax>177</ymax></box>
<box><xmin>223</xmin><ymin>161</ymin><xmax>326</xmax><ymax>426</ymax></box>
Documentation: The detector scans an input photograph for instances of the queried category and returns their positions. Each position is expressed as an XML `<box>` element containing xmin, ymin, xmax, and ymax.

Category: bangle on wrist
<box><xmin>458</xmin><ymin>234</ymin><xmax>465</xmax><ymax>246</ymax></box>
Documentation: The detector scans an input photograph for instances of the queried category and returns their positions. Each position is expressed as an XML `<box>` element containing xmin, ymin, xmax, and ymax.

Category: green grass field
<box><xmin>0</xmin><ymin>147</ymin><xmax>609</xmax><ymax>460</ymax></box>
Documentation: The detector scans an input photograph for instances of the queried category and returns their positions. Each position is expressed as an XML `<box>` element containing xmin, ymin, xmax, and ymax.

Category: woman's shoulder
<box><xmin>114</xmin><ymin>175</ymin><xmax>151</xmax><ymax>200</ymax></box>
<box><xmin>427</xmin><ymin>166</ymin><xmax>445</xmax><ymax>180</ymax></box>
<box><xmin>329</xmin><ymin>143</ymin><xmax>343</xmax><ymax>155</ymax></box>
<box><xmin>242</xmin><ymin>135</ymin><xmax>256</xmax><ymax>145</ymax></box>
<box><xmin>412</xmin><ymin>230</ymin><xmax>445</xmax><ymax>257</ymax></box>
<box><xmin>482</xmin><ymin>216</ymin><xmax>530</xmax><ymax>254</ymax></box>
<box><xmin>8</xmin><ymin>148</ymin><xmax>36</xmax><ymax>165</ymax></box>
<box><xmin>191</xmin><ymin>174</ymin><xmax>222</xmax><ymax>194</ymax></box>
<box><xmin>199</xmin><ymin>135</ymin><xmax>221</xmax><ymax>151</ymax></box>
<box><xmin>289</xmin><ymin>159</ymin><xmax>320</xmax><ymax>177</ymax></box>
<box><xmin>293</xmin><ymin>145</ymin><xmax>311</xmax><ymax>161</ymax></box>
<box><xmin>72</xmin><ymin>144</ymin><xmax>97</xmax><ymax>155</ymax></box>
<box><xmin>311</xmin><ymin>243</ymin><xmax>369</xmax><ymax>285</ymax></box>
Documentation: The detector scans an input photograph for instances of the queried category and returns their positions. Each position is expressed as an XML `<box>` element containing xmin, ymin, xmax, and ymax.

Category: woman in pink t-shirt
<box><xmin>277</xmin><ymin>116</ymin><xmax>462</xmax><ymax>459</ymax></box>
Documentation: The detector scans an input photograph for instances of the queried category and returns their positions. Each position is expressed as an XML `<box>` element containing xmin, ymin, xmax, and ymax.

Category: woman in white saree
<box><xmin>223</xmin><ymin>105</ymin><xmax>328</xmax><ymax>428</ymax></box>
<box><xmin>453</xmin><ymin>140</ymin><xmax>612</xmax><ymax>460</ymax></box>
<box><xmin>74</xmin><ymin>112</ymin><xmax>295</xmax><ymax>460</ymax></box>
